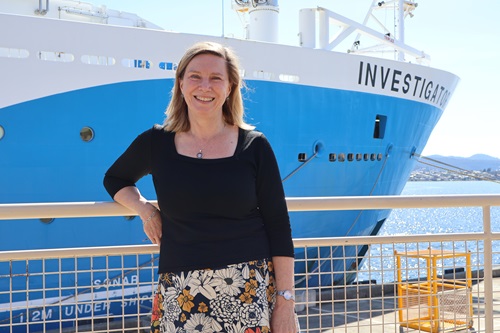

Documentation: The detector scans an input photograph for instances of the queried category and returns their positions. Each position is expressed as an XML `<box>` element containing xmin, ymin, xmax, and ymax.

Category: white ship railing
<box><xmin>1</xmin><ymin>195</ymin><xmax>500</xmax><ymax>332</ymax></box>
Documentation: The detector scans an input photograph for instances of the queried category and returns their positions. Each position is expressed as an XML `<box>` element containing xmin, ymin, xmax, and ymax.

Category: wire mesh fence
<box><xmin>1</xmin><ymin>239</ymin><xmax>499</xmax><ymax>332</ymax></box>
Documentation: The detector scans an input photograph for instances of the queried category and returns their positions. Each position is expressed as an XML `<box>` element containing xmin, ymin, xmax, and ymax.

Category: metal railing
<box><xmin>1</xmin><ymin>195</ymin><xmax>500</xmax><ymax>332</ymax></box>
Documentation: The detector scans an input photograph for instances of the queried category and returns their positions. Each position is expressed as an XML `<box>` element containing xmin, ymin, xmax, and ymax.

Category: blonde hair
<box><xmin>164</xmin><ymin>41</ymin><xmax>254</xmax><ymax>132</ymax></box>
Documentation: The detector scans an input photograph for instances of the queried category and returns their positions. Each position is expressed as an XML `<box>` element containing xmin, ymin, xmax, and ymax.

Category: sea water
<box><xmin>380</xmin><ymin>181</ymin><xmax>500</xmax><ymax>235</ymax></box>
<box><xmin>357</xmin><ymin>181</ymin><xmax>500</xmax><ymax>283</ymax></box>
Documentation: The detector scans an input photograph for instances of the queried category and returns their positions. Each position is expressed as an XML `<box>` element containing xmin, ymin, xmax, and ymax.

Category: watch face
<box><xmin>278</xmin><ymin>290</ymin><xmax>294</xmax><ymax>300</ymax></box>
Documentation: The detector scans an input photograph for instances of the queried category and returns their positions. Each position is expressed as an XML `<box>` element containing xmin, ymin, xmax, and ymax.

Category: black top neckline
<box><xmin>170</xmin><ymin>127</ymin><xmax>246</xmax><ymax>162</ymax></box>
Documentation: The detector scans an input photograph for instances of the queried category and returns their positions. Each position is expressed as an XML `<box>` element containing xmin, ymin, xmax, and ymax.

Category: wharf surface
<box><xmin>294</xmin><ymin>272</ymin><xmax>500</xmax><ymax>332</ymax></box>
<box><xmin>299</xmin><ymin>277</ymin><xmax>500</xmax><ymax>333</ymax></box>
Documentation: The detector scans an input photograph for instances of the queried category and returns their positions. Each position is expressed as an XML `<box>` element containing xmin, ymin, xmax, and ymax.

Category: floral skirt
<box><xmin>150</xmin><ymin>259</ymin><xmax>276</xmax><ymax>333</ymax></box>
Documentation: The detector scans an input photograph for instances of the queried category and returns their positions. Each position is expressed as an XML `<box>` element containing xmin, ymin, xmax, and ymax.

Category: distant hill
<box><xmin>413</xmin><ymin>154</ymin><xmax>500</xmax><ymax>172</ymax></box>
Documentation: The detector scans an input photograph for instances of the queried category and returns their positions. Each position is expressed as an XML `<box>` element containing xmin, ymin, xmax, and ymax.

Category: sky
<box><xmin>87</xmin><ymin>0</ymin><xmax>499</xmax><ymax>158</ymax></box>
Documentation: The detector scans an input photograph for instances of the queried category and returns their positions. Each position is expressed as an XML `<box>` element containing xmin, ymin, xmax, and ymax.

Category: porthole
<box><xmin>377</xmin><ymin>153</ymin><xmax>383</xmax><ymax>161</ymax></box>
<box><xmin>363</xmin><ymin>153</ymin><xmax>369</xmax><ymax>161</ymax></box>
<box><xmin>347</xmin><ymin>153</ymin><xmax>354</xmax><ymax>162</ymax></box>
<box><xmin>356</xmin><ymin>153</ymin><xmax>362</xmax><ymax>161</ymax></box>
<box><xmin>40</xmin><ymin>218</ymin><xmax>54</xmax><ymax>224</ymax></box>
<box><xmin>0</xmin><ymin>125</ymin><xmax>4</xmax><ymax>140</ymax></box>
<box><xmin>370</xmin><ymin>153</ymin><xmax>376</xmax><ymax>161</ymax></box>
<box><xmin>338</xmin><ymin>153</ymin><xmax>346</xmax><ymax>162</ymax></box>
<box><xmin>80</xmin><ymin>126</ymin><xmax>94</xmax><ymax>142</ymax></box>
<box><xmin>298</xmin><ymin>153</ymin><xmax>306</xmax><ymax>162</ymax></box>
<box><xmin>329</xmin><ymin>153</ymin><xmax>337</xmax><ymax>162</ymax></box>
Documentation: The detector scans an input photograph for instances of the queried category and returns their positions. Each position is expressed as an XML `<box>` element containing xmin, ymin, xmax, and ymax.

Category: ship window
<box><xmin>298</xmin><ymin>153</ymin><xmax>306</xmax><ymax>162</ymax></box>
<box><xmin>347</xmin><ymin>153</ymin><xmax>354</xmax><ymax>162</ymax></box>
<box><xmin>81</xmin><ymin>55</ymin><xmax>115</xmax><ymax>66</ymax></box>
<box><xmin>373</xmin><ymin>114</ymin><xmax>387</xmax><ymax>139</ymax></box>
<box><xmin>159</xmin><ymin>62</ymin><xmax>178</xmax><ymax>71</ymax></box>
<box><xmin>363</xmin><ymin>153</ymin><xmax>369</xmax><ymax>161</ymax></box>
<box><xmin>377</xmin><ymin>153</ymin><xmax>383</xmax><ymax>161</ymax></box>
<box><xmin>80</xmin><ymin>127</ymin><xmax>94</xmax><ymax>142</ymax></box>
<box><xmin>253</xmin><ymin>70</ymin><xmax>274</xmax><ymax>80</ymax></box>
<box><xmin>122</xmin><ymin>58</ymin><xmax>151</xmax><ymax>69</ymax></box>
<box><xmin>329</xmin><ymin>153</ymin><xmax>336</xmax><ymax>162</ymax></box>
<box><xmin>0</xmin><ymin>47</ymin><xmax>29</xmax><ymax>59</ymax></box>
<box><xmin>338</xmin><ymin>153</ymin><xmax>345</xmax><ymax>162</ymax></box>
<box><xmin>370</xmin><ymin>153</ymin><xmax>376</xmax><ymax>161</ymax></box>
<box><xmin>279</xmin><ymin>74</ymin><xmax>299</xmax><ymax>83</ymax></box>
<box><xmin>38</xmin><ymin>51</ymin><xmax>74</xmax><ymax>62</ymax></box>
<box><xmin>0</xmin><ymin>126</ymin><xmax>4</xmax><ymax>140</ymax></box>
<box><xmin>356</xmin><ymin>153</ymin><xmax>362</xmax><ymax>161</ymax></box>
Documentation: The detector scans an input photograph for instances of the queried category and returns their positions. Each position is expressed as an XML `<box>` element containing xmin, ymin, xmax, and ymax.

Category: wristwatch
<box><xmin>277</xmin><ymin>289</ymin><xmax>295</xmax><ymax>301</ymax></box>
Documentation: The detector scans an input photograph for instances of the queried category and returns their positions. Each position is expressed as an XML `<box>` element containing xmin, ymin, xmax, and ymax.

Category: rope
<box><xmin>282</xmin><ymin>150</ymin><xmax>319</xmax><ymax>183</ymax></box>
<box><xmin>344</xmin><ymin>151</ymin><xmax>390</xmax><ymax>237</ymax></box>
<box><xmin>413</xmin><ymin>153</ymin><xmax>500</xmax><ymax>184</ymax></box>
<box><xmin>297</xmin><ymin>151</ymin><xmax>391</xmax><ymax>285</ymax></box>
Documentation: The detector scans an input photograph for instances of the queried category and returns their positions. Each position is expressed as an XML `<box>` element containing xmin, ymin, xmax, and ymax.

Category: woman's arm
<box><xmin>103</xmin><ymin>128</ymin><xmax>161</xmax><ymax>244</ymax></box>
<box><xmin>252</xmin><ymin>133</ymin><xmax>297</xmax><ymax>331</ymax></box>
<box><xmin>271</xmin><ymin>256</ymin><xmax>297</xmax><ymax>333</ymax></box>
<box><xmin>113</xmin><ymin>186</ymin><xmax>162</xmax><ymax>245</ymax></box>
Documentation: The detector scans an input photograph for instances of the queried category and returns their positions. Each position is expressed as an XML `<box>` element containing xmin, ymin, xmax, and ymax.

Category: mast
<box><xmin>297</xmin><ymin>0</ymin><xmax>427</xmax><ymax>63</ymax></box>
<box><xmin>398</xmin><ymin>0</ymin><xmax>405</xmax><ymax>61</ymax></box>
<box><xmin>232</xmin><ymin>0</ymin><xmax>279</xmax><ymax>43</ymax></box>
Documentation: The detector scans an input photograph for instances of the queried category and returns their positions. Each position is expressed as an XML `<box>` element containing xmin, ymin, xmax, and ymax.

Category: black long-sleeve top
<box><xmin>103</xmin><ymin>125</ymin><xmax>294</xmax><ymax>273</ymax></box>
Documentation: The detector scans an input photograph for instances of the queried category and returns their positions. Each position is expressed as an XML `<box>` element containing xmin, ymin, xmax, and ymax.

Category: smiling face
<box><xmin>179</xmin><ymin>53</ymin><xmax>232</xmax><ymax>121</ymax></box>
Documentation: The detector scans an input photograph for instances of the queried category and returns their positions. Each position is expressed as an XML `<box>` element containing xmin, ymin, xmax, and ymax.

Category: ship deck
<box><xmin>1</xmin><ymin>195</ymin><xmax>500</xmax><ymax>332</ymax></box>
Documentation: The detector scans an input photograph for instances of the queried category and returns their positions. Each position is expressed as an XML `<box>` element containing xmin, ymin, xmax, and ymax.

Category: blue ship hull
<box><xmin>0</xmin><ymin>5</ymin><xmax>458</xmax><ymax>330</ymax></box>
<box><xmin>1</xmin><ymin>79</ymin><xmax>437</xmax><ymax>248</ymax></box>
<box><xmin>0</xmin><ymin>79</ymin><xmax>436</xmax><ymax>330</ymax></box>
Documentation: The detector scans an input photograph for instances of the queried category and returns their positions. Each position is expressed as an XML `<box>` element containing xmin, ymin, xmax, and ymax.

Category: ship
<box><xmin>0</xmin><ymin>0</ymin><xmax>459</xmax><ymax>331</ymax></box>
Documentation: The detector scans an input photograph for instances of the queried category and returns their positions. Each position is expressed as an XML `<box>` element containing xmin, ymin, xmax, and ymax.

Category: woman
<box><xmin>104</xmin><ymin>41</ymin><xmax>297</xmax><ymax>333</ymax></box>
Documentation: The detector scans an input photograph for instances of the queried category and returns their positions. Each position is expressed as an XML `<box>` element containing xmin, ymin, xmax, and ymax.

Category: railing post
<box><xmin>483</xmin><ymin>205</ymin><xmax>494</xmax><ymax>333</ymax></box>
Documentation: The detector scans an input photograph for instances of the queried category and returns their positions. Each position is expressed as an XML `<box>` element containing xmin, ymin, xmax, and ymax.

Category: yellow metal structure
<box><xmin>395</xmin><ymin>249</ymin><xmax>473</xmax><ymax>332</ymax></box>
